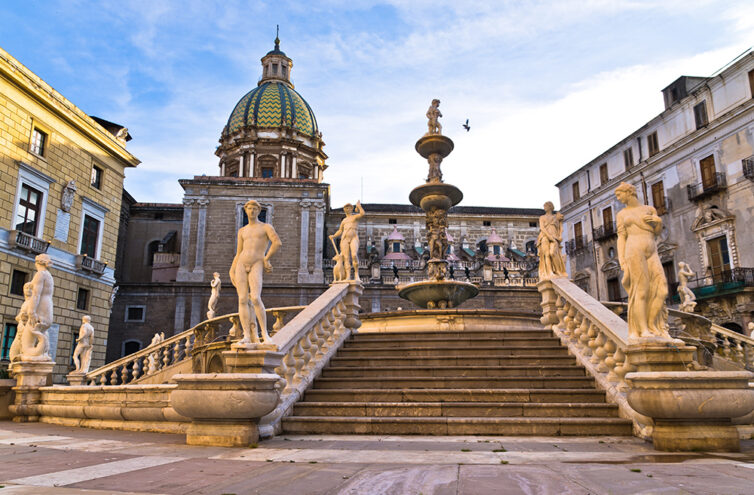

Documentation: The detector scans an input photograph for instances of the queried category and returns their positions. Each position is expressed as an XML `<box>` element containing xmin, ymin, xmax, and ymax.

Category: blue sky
<box><xmin>1</xmin><ymin>1</ymin><xmax>751</xmax><ymax>208</ymax></box>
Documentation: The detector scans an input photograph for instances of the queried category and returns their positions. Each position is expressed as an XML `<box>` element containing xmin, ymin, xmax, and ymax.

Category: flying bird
<box><xmin>462</xmin><ymin>119</ymin><xmax>470</xmax><ymax>132</ymax></box>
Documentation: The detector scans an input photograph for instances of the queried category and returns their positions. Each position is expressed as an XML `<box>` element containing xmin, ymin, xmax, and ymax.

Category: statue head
<box><xmin>343</xmin><ymin>203</ymin><xmax>354</xmax><ymax>215</ymax></box>
<box><xmin>82</xmin><ymin>315</ymin><xmax>91</xmax><ymax>323</ymax></box>
<box><xmin>432</xmin><ymin>99</ymin><xmax>440</xmax><ymax>107</ymax></box>
<box><xmin>244</xmin><ymin>199</ymin><xmax>261</xmax><ymax>218</ymax></box>
<box><xmin>35</xmin><ymin>253</ymin><xmax>52</xmax><ymax>268</ymax></box>
<box><xmin>543</xmin><ymin>201</ymin><xmax>554</xmax><ymax>213</ymax></box>
<box><xmin>213</xmin><ymin>272</ymin><xmax>220</xmax><ymax>278</ymax></box>
<box><xmin>614</xmin><ymin>182</ymin><xmax>637</xmax><ymax>204</ymax></box>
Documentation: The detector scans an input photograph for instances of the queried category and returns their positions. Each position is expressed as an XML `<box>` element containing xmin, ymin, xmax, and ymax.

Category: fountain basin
<box><xmin>409</xmin><ymin>183</ymin><xmax>463</xmax><ymax>211</ymax></box>
<box><xmin>397</xmin><ymin>280</ymin><xmax>479</xmax><ymax>309</ymax></box>
<box><xmin>416</xmin><ymin>134</ymin><xmax>454</xmax><ymax>159</ymax></box>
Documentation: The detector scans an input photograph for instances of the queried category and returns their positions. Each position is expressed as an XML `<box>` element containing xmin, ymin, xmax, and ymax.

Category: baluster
<box><xmin>578</xmin><ymin>317</ymin><xmax>591</xmax><ymax>350</ymax></box>
<box><xmin>744</xmin><ymin>343</ymin><xmax>753</xmax><ymax>371</ymax></box>
<box><xmin>98</xmin><ymin>373</ymin><xmax>107</xmax><ymax>386</ymax></box>
<box><xmin>584</xmin><ymin>322</ymin><xmax>598</xmax><ymax>357</ymax></box>
<box><xmin>721</xmin><ymin>337</ymin><xmax>733</xmax><ymax>359</ymax></box>
<box><xmin>592</xmin><ymin>332</ymin><xmax>609</xmax><ymax>371</ymax></box>
<box><xmin>173</xmin><ymin>340</ymin><xmax>182</xmax><ymax>363</ymax></box>
<box><xmin>604</xmin><ymin>339</ymin><xmax>619</xmax><ymax>382</ymax></box>
<box><xmin>553</xmin><ymin>296</ymin><xmax>566</xmax><ymax>333</ymax></box>
<box><xmin>120</xmin><ymin>364</ymin><xmax>130</xmax><ymax>384</ymax></box>
<box><xmin>272</xmin><ymin>311</ymin><xmax>285</xmax><ymax>335</ymax></box>
<box><xmin>142</xmin><ymin>355</ymin><xmax>150</xmax><ymax>375</ymax></box>
<box><xmin>162</xmin><ymin>346</ymin><xmax>170</xmax><ymax>368</ymax></box>
<box><xmin>732</xmin><ymin>340</ymin><xmax>745</xmax><ymax>366</ymax></box>
<box><xmin>292</xmin><ymin>340</ymin><xmax>306</xmax><ymax>386</ymax></box>
<box><xmin>324</xmin><ymin>311</ymin><xmax>338</xmax><ymax>346</ymax></box>
<box><xmin>611</xmin><ymin>348</ymin><xmax>630</xmax><ymax>389</ymax></box>
<box><xmin>185</xmin><ymin>334</ymin><xmax>194</xmax><ymax>355</ymax></box>
<box><xmin>283</xmin><ymin>351</ymin><xmax>296</xmax><ymax>392</ymax></box>
<box><xmin>132</xmin><ymin>357</ymin><xmax>142</xmax><ymax>380</ymax></box>
<box><xmin>109</xmin><ymin>369</ymin><xmax>119</xmax><ymax>385</ymax></box>
<box><xmin>571</xmin><ymin>313</ymin><xmax>585</xmax><ymax>347</ymax></box>
<box><xmin>302</xmin><ymin>328</ymin><xmax>317</xmax><ymax>372</ymax></box>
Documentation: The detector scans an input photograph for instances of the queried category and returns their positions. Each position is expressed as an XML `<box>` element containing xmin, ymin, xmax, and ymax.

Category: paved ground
<box><xmin>1</xmin><ymin>422</ymin><xmax>753</xmax><ymax>494</ymax></box>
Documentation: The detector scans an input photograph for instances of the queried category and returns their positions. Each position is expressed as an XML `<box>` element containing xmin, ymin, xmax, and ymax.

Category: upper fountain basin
<box><xmin>409</xmin><ymin>183</ymin><xmax>463</xmax><ymax>211</ymax></box>
<box><xmin>416</xmin><ymin>135</ymin><xmax>454</xmax><ymax>159</ymax></box>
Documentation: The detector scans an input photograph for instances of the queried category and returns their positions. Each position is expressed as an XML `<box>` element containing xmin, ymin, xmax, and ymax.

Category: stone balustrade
<box><xmin>710</xmin><ymin>323</ymin><xmax>754</xmax><ymax>370</ymax></box>
<box><xmin>259</xmin><ymin>281</ymin><xmax>362</xmax><ymax>437</ymax></box>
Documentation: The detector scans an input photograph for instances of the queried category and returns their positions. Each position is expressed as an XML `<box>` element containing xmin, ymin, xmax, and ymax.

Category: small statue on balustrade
<box><xmin>677</xmin><ymin>261</ymin><xmax>697</xmax><ymax>313</ymax></box>
<box><xmin>615</xmin><ymin>182</ymin><xmax>671</xmax><ymax>341</ymax></box>
<box><xmin>72</xmin><ymin>316</ymin><xmax>94</xmax><ymax>374</ymax></box>
<box><xmin>230</xmin><ymin>199</ymin><xmax>282</xmax><ymax>345</ymax></box>
<box><xmin>20</xmin><ymin>254</ymin><xmax>54</xmax><ymax>361</ymax></box>
<box><xmin>207</xmin><ymin>272</ymin><xmax>221</xmax><ymax>320</ymax></box>
<box><xmin>536</xmin><ymin>202</ymin><xmax>567</xmax><ymax>280</ymax></box>
<box><xmin>426</xmin><ymin>99</ymin><xmax>443</xmax><ymax>135</ymax></box>
<box><xmin>329</xmin><ymin>201</ymin><xmax>365</xmax><ymax>282</ymax></box>
<box><xmin>149</xmin><ymin>332</ymin><xmax>165</xmax><ymax>347</ymax></box>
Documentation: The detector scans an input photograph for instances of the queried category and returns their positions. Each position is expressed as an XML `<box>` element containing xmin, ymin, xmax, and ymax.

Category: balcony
<box><xmin>76</xmin><ymin>254</ymin><xmax>107</xmax><ymax>276</ymax></box>
<box><xmin>654</xmin><ymin>197</ymin><xmax>671</xmax><ymax>216</ymax></box>
<box><xmin>743</xmin><ymin>157</ymin><xmax>754</xmax><ymax>181</ymax></box>
<box><xmin>8</xmin><ymin>230</ymin><xmax>50</xmax><ymax>255</ymax></box>
<box><xmin>564</xmin><ymin>237</ymin><xmax>590</xmax><ymax>256</ymax></box>
<box><xmin>688</xmin><ymin>267</ymin><xmax>754</xmax><ymax>299</ymax></box>
<box><xmin>592</xmin><ymin>222</ymin><xmax>617</xmax><ymax>242</ymax></box>
<box><xmin>686</xmin><ymin>172</ymin><xmax>726</xmax><ymax>201</ymax></box>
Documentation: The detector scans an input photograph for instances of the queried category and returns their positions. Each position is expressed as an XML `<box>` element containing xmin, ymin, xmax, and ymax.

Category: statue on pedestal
<box><xmin>72</xmin><ymin>316</ymin><xmax>94</xmax><ymax>373</ymax></box>
<box><xmin>207</xmin><ymin>272</ymin><xmax>221</xmax><ymax>319</ymax></box>
<box><xmin>8</xmin><ymin>282</ymin><xmax>32</xmax><ymax>364</ymax></box>
<box><xmin>677</xmin><ymin>262</ymin><xmax>697</xmax><ymax>313</ymax></box>
<box><xmin>21</xmin><ymin>254</ymin><xmax>54</xmax><ymax>361</ymax></box>
<box><xmin>230</xmin><ymin>200</ymin><xmax>282</xmax><ymax>345</ymax></box>
<box><xmin>615</xmin><ymin>182</ymin><xmax>670</xmax><ymax>341</ymax></box>
<box><xmin>426</xmin><ymin>99</ymin><xmax>442</xmax><ymax>135</ymax></box>
<box><xmin>536</xmin><ymin>202</ymin><xmax>567</xmax><ymax>280</ymax></box>
<box><xmin>329</xmin><ymin>201</ymin><xmax>365</xmax><ymax>282</ymax></box>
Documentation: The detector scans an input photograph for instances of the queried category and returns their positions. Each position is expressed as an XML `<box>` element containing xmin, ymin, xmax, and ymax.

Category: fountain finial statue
<box><xmin>426</xmin><ymin>99</ymin><xmax>442</xmax><ymax>135</ymax></box>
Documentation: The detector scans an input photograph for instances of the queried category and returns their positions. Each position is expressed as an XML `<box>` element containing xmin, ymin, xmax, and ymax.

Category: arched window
<box><xmin>525</xmin><ymin>240</ymin><xmax>537</xmax><ymax>254</ymax></box>
<box><xmin>257</xmin><ymin>155</ymin><xmax>277</xmax><ymax>177</ymax></box>
<box><xmin>122</xmin><ymin>340</ymin><xmax>141</xmax><ymax>357</ymax></box>
<box><xmin>146</xmin><ymin>240</ymin><xmax>160</xmax><ymax>266</ymax></box>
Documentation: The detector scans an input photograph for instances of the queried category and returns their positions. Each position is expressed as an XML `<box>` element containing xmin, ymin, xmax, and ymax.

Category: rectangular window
<box><xmin>493</xmin><ymin>245</ymin><xmax>501</xmax><ymax>255</ymax></box>
<box><xmin>607</xmin><ymin>278</ymin><xmax>622</xmax><ymax>302</ymax></box>
<box><xmin>15</xmin><ymin>184</ymin><xmax>43</xmax><ymax>236</ymax></box>
<box><xmin>10</xmin><ymin>269</ymin><xmax>28</xmax><ymax>296</ymax></box>
<box><xmin>699</xmin><ymin>155</ymin><xmax>717</xmax><ymax>189</ymax></box>
<box><xmin>706</xmin><ymin>236</ymin><xmax>731</xmax><ymax>277</ymax></box>
<box><xmin>623</xmin><ymin>148</ymin><xmax>634</xmax><ymax>169</ymax></box>
<box><xmin>392</xmin><ymin>242</ymin><xmax>401</xmax><ymax>252</ymax></box>
<box><xmin>572</xmin><ymin>182</ymin><xmax>580</xmax><ymax>201</ymax></box>
<box><xmin>647</xmin><ymin>132</ymin><xmax>659</xmax><ymax>157</ymax></box>
<box><xmin>125</xmin><ymin>305</ymin><xmax>146</xmax><ymax>322</ymax></box>
<box><xmin>389</xmin><ymin>218</ymin><xmax>398</xmax><ymax>225</ymax></box>
<box><xmin>749</xmin><ymin>70</ymin><xmax>754</xmax><ymax>98</ymax></box>
<box><xmin>80</xmin><ymin>214</ymin><xmax>101</xmax><ymax>258</ymax></box>
<box><xmin>573</xmin><ymin>221</ymin><xmax>583</xmax><ymax>247</ymax></box>
<box><xmin>30</xmin><ymin>128</ymin><xmax>47</xmax><ymax>156</ymax></box>
<box><xmin>651</xmin><ymin>181</ymin><xmax>666</xmax><ymax>215</ymax></box>
<box><xmin>91</xmin><ymin>165</ymin><xmax>103</xmax><ymax>189</ymax></box>
<box><xmin>599</xmin><ymin>163</ymin><xmax>608</xmax><ymax>185</ymax></box>
<box><xmin>261</xmin><ymin>167</ymin><xmax>274</xmax><ymax>178</ymax></box>
<box><xmin>602</xmin><ymin>207</ymin><xmax>613</xmax><ymax>230</ymax></box>
<box><xmin>529</xmin><ymin>221</ymin><xmax>537</xmax><ymax>227</ymax></box>
<box><xmin>694</xmin><ymin>101</ymin><xmax>709</xmax><ymax>129</ymax></box>
<box><xmin>1</xmin><ymin>323</ymin><xmax>18</xmax><ymax>360</ymax></box>
<box><xmin>76</xmin><ymin>287</ymin><xmax>90</xmax><ymax>311</ymax></box>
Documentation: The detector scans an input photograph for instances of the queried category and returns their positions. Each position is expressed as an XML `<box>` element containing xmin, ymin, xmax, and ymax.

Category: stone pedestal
<box><xmin>8</xmin><ymin>360</ymin><xmax>54</xmax><ymax>422</ymax></box>
<box><xmin>625</xmin><ymin>342</ymin><xmax>696</xmax><ymax>372</ymax></box>
<box><xmin>626</xmin><ymin>371</ymin><xmax>754</xmax><ymax>452</ymax></box>
<box><xmin>0</xmin><ymin>378</ymin><xmax>16</xmax><ymax>420</ymax></box>
<box><xmin>171</xmin><ymin>373</ymin><xmax>280</xmax><ymax>447</ymax></box>
<box><xmin>66</xmin><ymin>372</ymin><xmax>87</xmax><ymax>386</ymax></box>
<box><xmin>222</xmin><ymin>345</ymin><xmax>283</xmax><ymax>374</ymax></box>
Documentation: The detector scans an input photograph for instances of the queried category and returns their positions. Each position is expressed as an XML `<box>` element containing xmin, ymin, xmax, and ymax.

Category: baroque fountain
<box><xmin>397</xmin><ymin>99</ymin><xmax>479</xmax><ymax>309</ymax></box>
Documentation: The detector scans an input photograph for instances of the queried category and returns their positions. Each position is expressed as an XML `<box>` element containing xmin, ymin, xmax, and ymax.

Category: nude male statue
<box><xmin>72</xmin><ymin>315</ymin><xmax>94</xmax><ymax>373</ymax></box>
<box><xmin>426</xmin><ymin>99</ymin><xmax>442</xmax><ymax>135</ymax></box>
<box><xmin>230</xmin><ymin>200</ymin><xmax>282</xmax><ymax>344</ymax></box>
<box><xmin>329</xmin><ymin>201</ymin><xmax>365</xmax><ymax>282</ymax></box>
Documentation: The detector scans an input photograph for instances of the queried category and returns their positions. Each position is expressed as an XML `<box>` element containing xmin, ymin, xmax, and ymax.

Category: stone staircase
<box><xmin>282</xmin><ymin>327</ymin><xmax>633</xmax><ymax>435</ymax></box>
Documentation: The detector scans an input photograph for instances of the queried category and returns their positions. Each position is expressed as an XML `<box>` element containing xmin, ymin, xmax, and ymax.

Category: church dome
<box><xmin>223</xmin><ymin>82</ymin><xmax>318</xmax><ymax>137</ymax></box>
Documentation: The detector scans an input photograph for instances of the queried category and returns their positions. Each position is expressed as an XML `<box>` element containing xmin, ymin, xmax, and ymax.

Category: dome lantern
<box><xmin>260</xmin><ymin>28</ymin><xmax>293</xmax><ymax>87</ymax></box>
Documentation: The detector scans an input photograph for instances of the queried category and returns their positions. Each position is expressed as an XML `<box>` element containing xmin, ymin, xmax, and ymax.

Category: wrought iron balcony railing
<box><xmin>688</xmin><ymin>267</ymin><xmax>754</xmax><ymax>294</ymax></box>
<box><xmin>564</xmin><ymin>237</ymin><xmax>590</xmax><ymax>256</ymax></box>
<box><xmin>686</xmin><ymin>172</ymin><xmax>726</xmax><ymax>201</ymax></box>
<box><xmin>8</xmin><ymin>230</ymin><xmax>50</xmax><ymax>255</ymax></box>
<box><xmin>592</xmin><ymin>222</ymin><xmax>617</xmax><ymax>242</ymax></box>
<box><xmin>743</xmin><ymin>157</ymin><xmax>754</xmax><ymax>182</ymax></box>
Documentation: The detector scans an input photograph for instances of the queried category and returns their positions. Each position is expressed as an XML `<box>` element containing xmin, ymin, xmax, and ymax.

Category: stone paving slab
<box><xmin>1</xmin><ymin>421</ymin><xmax>754</xmax><ymax>495</ymax></box>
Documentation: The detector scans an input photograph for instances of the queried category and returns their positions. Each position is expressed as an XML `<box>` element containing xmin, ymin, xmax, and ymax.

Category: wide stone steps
<box><xmin>321</xmin><ymin>365</ymin><xmax>587</xmax><ymax>378</ymax></box>
<box><xmin>313</xmin><ymin>377</ymin><xmax>595</xmax><ymax>389</ymax></box>
<box><xmin>282</xmin><ymin>328</ymin><xmax>633</xmax><ymax>436</ymax></box>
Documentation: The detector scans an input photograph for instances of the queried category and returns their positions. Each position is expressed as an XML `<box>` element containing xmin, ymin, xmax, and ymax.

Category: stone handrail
<box><xmin>258</xmin><ymin>281</ymin><xmax>362</xmax><ymax>437</ymax></box>
<box><xmin>711</xmin><ymin>323</ymin><xmax>754</xmax><ymax>370</ymax></box>
<box><xmin>85</xmin><ymin>307</ymin><xmax>305</xmax><ymax>386</ymax></box>
<box><xmin>538</xmin><ymin>277</ymin><xmax>652</xmax><ymax>437</ymax></box>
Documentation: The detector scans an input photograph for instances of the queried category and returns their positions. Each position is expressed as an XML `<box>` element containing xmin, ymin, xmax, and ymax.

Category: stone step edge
<box><xmin>294</xmin><ymin>401</ymin><xmax>619</xmax><ymax>408</ymax></box>
<box><xmin>324</xmin><ymin>365</ymin><xmax>586</xmax><ymax>371</ymax></box>
<box><xmin>347</xmin><ymin>337</ymin><xmax>559</xmax><ymax>343</ymax></box>
<box><xmin>355</xmin><ymin>329</ymin><xmax>548</xmax><ymax>336</ymax></box>
<box><xmin>283</xmin><ymin>416</ymin><xmax>632</xmax><ymax>424</ymax></box>
<box><xmin>305</xmin><ymin>388</ymin><xmax>607</xmax><ymax>394</ymax></box>
<box><xmin>315</xmin><ymin>377</ymin><xmax>594</xmax><ymax>383</ymax></box>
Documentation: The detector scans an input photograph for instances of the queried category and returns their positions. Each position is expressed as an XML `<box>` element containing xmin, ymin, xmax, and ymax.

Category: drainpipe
<box><xmin>640</xmin><ymin>172</ymin><xmax>649</xmax><ymax>206</ymax></box>
<box><xmin>586</xmin><ymin>171</ymin><xmax>601</xmax><ymax>301</ymax></box>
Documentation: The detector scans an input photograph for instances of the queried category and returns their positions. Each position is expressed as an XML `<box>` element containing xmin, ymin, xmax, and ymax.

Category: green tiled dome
<box><xmin>224</xmin><ymin>82</ymin><xmax>318</xmax><ymax>137</ymax></box>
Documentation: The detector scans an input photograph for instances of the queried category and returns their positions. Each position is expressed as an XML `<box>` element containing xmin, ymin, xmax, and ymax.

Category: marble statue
<box><xmin>329</xmin><ymin>201</ymin><xmax>365</xmax><ymax>282</ymax></box>
<box><xmin>536</xmin><ymin>202</ymin><xmax>567</xmax><ymax>280</ymax></box>
<box><xmin>72</xmin><ymin>316</ymin><xmax>94</xmax><ymax>373</ymax></box>
<box><xmin>230</xmin><ymin>199</ymin><xmax>282</xmax><ymax>344</ymax></box>
<box><xmin>115</xmin><ymin>127</ymin><xmax>129</xmax><ymax>142</ymax></box>
<box><xmin>207</xmin><ymin>272</ymin><xmax>221</xmax><ymax>319</ymax></box>
<box><xmin>149</xmin><ymin>332</ymin><xmax>165</xmax><ymax>347</ymax></box>
<box><xmin>677</xmin><ymin>261</ymin><xmax>697</xmax><ymax>313</ymax></box>
<box><xmin>615</xmin><ymin>182</ymin><xmax>670</xmax><ymax>341</ymax></box>
<box><xmin>331</xmin><ymin>252</ymin><xmax>347</xmax><ymax>282</ymax></box>
<box><xmin>8</xmin><ymin>282</ymin><xmax>33</xmax><ymax>364</ymax></box>
<box><xmin>20</xmin><ymin>254</ymin><xmax>54</xmax><ymax>361</ymax></box>
<box><xmin>108</xmin><ymin>285</ymin><xmax>118</xmax><ymax>315</ymax></box>
<box><xmin>749</xmin><ymin>322</ymin><xmax>754</xmax><ymax>337</ymax></box>
<box><xmin>426</xmin><ymin>99</ymin><xmax>442</xmax><ymax>135</ymax></box>
<box><xmin>61</xmin><ymin>180</ymin><xmax>76</xmax><ymax>213</ymax></box>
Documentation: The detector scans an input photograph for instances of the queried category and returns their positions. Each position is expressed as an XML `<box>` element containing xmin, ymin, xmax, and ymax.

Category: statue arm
<box><xmin>330</xmin><ymin>222</ymin><xmax>343</xmax><ymax>240</ymax></box>
<box><xmin>265</xmin><ymin>224</ymin><xmax>282</xmax><ymax>262</ymax></box>
<box><xmin>354</xmin><ymin>201</ymin><xmax>366</xmax><ymax>219</ymax></box>
<box><xmin>229</xmin><ymin>233</ymin><xmax>243</xmax><ymax>287</ymax></box>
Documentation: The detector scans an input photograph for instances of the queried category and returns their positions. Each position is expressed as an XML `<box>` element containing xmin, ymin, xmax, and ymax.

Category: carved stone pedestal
<box><xmin>222</xmin><ymin>345</ymin><xmax>283</xmax><ymax>374</ymax></box>
<box><xmin>625</xmin><ymin>342</ymin><xmax>696</xmax><ymax>372</ymax></box>
<box><xmin>66</xmin><ymin>372</ymin><xmax>87</xmax><ymax>386</ymax></box>
<box><xmin>626</xmin><ymin>371</ymin><xmax>754</xmax><ymax>452</ymax></box>
<box><xmin>8</xmin><ymin>360</ymin><xmax>54</xmax><ymax>422</ymax></box>
<box><xmin>171</xmin><ymin>373</ymin><xmax>280</xmax><ymax>447</ymax></box>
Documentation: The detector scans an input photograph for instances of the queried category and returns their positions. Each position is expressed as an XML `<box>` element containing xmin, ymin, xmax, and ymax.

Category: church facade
<box><xmin>107</xmin><ymin>39</ymin><xmax>543</xmax><ymax>361</ymax></box>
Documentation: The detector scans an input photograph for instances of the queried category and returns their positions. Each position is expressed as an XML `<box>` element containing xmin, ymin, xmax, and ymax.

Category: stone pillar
<box><xmin>250</xmin><ymin>151</ymin><xmax>256</xmax><ymax>177</ymax></box>
<box><xmin>220</xmin><ymin>161</ymin><xmax>226</xmax><ymax>176</ymax></box>
<box><xmin>297</xmin><ymin>200</ymin><xmax>312</xmax><ymax>283</ymax></box>
<box><xmin>537</xmin><ymin>279</ymin><xmax>558</xmax><ymax>329</ymax></box>
<box><xmin>193</xmin><ymin>199</ymin><xmax>209</xmax><ymax>278</ymax></box>
<box><xmin>9</xmin><ymin>360</ymin><xmax>54</xmax><ymax>422</ymax></box>
<box><xmin>291</xmin><ymin>154</ymin><xmax>297</xmax><ymax>178</ymax></box>
<box><xmin>313</xmin><ymin>202</ymin><xmax>325</xmax><ymax>282</ymax></box>
<box><xmin>279</xmin><ymin>152</ymin><xmax>285</xmax><ymax>178</ymax></box>
<box><xmin>177</xmin><ymin>199</ymin><xmax>193</xmax><ymax>279</ymax></box>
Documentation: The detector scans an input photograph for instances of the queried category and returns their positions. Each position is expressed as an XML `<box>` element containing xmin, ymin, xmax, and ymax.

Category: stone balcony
<box><xmin>592</xmin><ymin>222</ymin><xmax>617</xmax><ymax>242</ymax></box>
<box><xmin>75</xmin><ymin>254</ymin><xmax>107</xmax><ymax>276</ymax></box>
<box><xmin>8</xmin><ymin>229</ymin><xmax>50</xmax><ymax>255</ymax></box>
<box><xmin>686</xmin><ymin>172</ymin><xmax>726</xmax><ymax>202</ymax></box>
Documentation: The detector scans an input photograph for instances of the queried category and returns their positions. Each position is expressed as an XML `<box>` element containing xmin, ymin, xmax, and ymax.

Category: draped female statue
<box><xmin>615</xmin><ymin>182</ymin><xmax>670</xmax><ymax>340</ymax></box>
<box><xmin>536</xmin><ymin>201</ymin><xmax>567</xmax><ymax>280</ymax></box>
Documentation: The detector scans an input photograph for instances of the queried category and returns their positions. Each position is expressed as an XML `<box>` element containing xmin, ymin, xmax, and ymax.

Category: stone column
<box><xmin>250</xmin><ymin>151</ymin><xmax>256</xmax><ymax>177</ymax></box>
<box><xmin>297</xmin><ymin>200</ymin><xmax>312</xmax><ymax>283</ymax></box>
<box><xmin>291</xmin><ymin>154</ymin><xmax>298</xmax><ymax>178</ymax></box>
<box><xmin>279</xmin><ymin>152</ymin><xmax>285</xmax><ymax>178</ymax></box>
<box><xmin>313</xmin><ymin>202</ymin><xmax>325</xmax><ymax>281</ymax></box>
<box><xmin>176</xmin><ymin>199</ymin><xmax>194</xmax><ymax>280</ymax></box>
<box><xmin>193</xmin><ymin>199</ymin><xmax>209</xmax><ymax>279</ymax></box>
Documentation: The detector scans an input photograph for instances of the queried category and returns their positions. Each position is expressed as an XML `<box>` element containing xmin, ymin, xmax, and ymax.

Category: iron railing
<box><xmin>686</xmin><ymin>172</ymin><xmax>726</xmax><ymax>201</ymax></box>
<box><xmin>743</xmin><ymin>157</ymin><xmax>754</xmax><ymax>181</ymax></box>
<box><xmin>592</xmin><ymin>222</ymin><xmax>617</xmax><ymax>242</ymax></box>
<box><xmin>564</xmin><ymin>237</ymin><xmax>589</xmax><ymax>255</ymax></box>
<box><xmin>688</xmin><ymin>267</ymin><xmax>754</xmax><ymax>291</ymax></box>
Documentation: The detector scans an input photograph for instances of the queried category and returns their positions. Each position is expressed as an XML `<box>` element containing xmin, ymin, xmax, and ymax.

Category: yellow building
<box><xmin>0</xmin><ymin>47</ymin><xmax>139</xmax><ymax>380</ymax></box>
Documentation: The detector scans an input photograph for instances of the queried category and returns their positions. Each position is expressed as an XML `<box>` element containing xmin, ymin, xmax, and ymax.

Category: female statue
<box><xmin>536</xmin><ymin>201</ymin><xmax>567</xmax><ymax>280</ymax></box>
<box><xmin>615</xmin><ymin>182</ymin><xmax>669</xmax><ymax>340</ymax></box>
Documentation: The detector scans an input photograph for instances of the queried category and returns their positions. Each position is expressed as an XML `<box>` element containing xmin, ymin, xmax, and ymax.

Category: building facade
<box><xmin>107</xmin><ymin>39</ymin><xmax>544</xmax><ymax>361</ymax></box>
<box><xmin>556</xmin><ymin>50</ymin><xmax>754</xmax><ymax>334</ymax></box>
<box><xmin>0</xmin><ymin>47</ymin><xmax>140</xmax><ymax>379</ymax></box>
